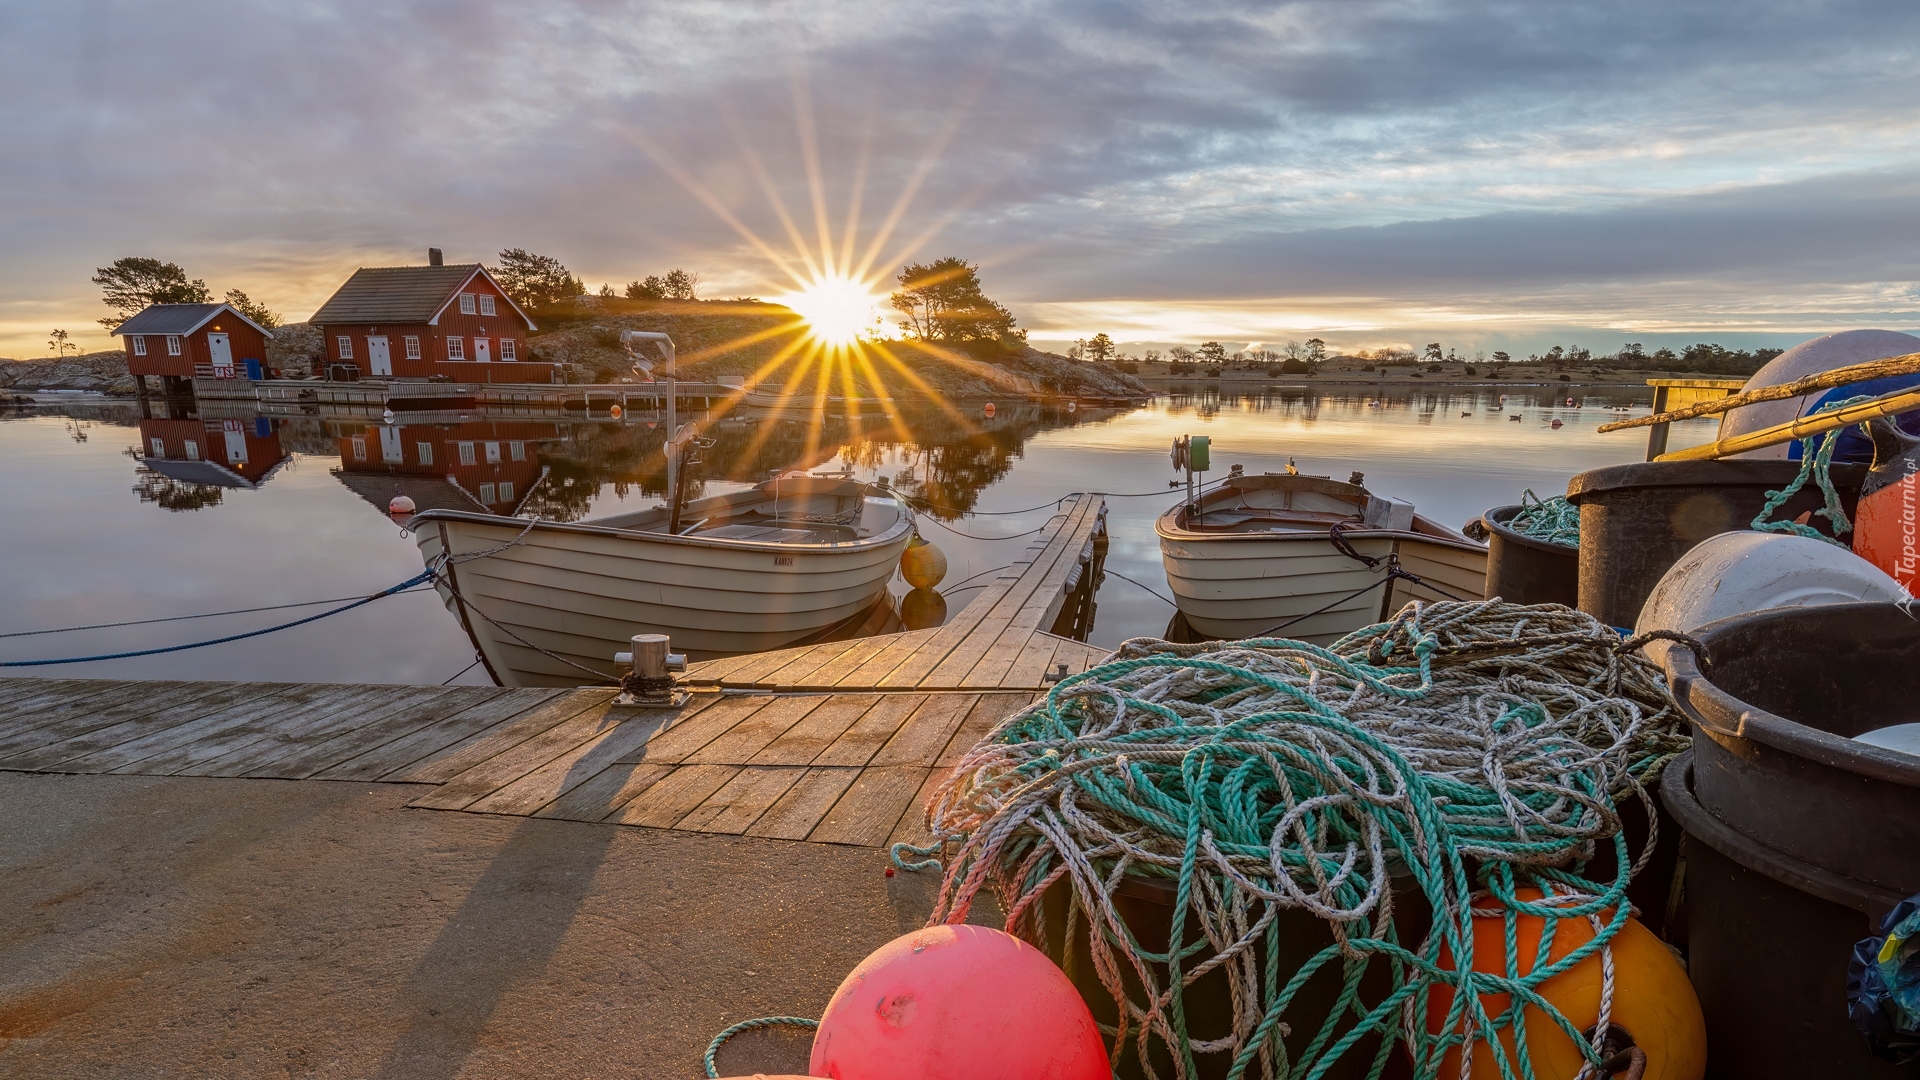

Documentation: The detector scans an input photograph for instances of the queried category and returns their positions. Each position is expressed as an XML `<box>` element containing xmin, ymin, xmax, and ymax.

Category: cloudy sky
<box><xmin>4</xmin><ymin>0</ymin><xmax>1919</xmax><ymax>360</ymax></box>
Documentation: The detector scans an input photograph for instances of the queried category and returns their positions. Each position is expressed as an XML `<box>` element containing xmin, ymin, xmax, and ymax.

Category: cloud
<box><xmin>2</xmin><ymin>0</ymin><xmax>1919</xmax><ymax>355</ymax></box>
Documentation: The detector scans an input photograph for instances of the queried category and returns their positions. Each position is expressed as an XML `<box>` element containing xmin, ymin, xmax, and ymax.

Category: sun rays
<box><xmin>609</xmin><ymin>70</ymin><xmax>1009</xmax><ymax>478</ymax></box>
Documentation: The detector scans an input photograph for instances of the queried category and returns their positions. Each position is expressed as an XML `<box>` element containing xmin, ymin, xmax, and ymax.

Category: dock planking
<box><xmin>0</xmin><ymin>493</ymin><xmax>1113</xmax><ymax>847</ymax></box>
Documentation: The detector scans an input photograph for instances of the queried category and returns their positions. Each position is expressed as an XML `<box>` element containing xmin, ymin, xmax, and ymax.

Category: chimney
<box><xmin>428</xmin><ymin>247</ymin><xmax>444</xmax><ymax>266</ymax></box>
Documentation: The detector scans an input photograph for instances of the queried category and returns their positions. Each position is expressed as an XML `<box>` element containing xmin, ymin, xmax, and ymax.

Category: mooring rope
<box><xmin>1750</xmin><ymin>395</ymin><xmax>1871</xmax><ymax>547</ymax></box>
<box><xmin>908</xmin><ymin>600</ymin><xmax>1689</xmax><ymax>1080</ymax></box>
<box><xmin>702</xmin><ymin>1016</ymin><xmax>820</xmax><ymax>1078</ymax></box>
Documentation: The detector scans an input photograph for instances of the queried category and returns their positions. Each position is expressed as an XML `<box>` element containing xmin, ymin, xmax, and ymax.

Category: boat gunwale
<box><xmin>406</xmin><ymin>503</ymin><xmax>915</xmax><ymax>555</ymax></box>
<box><xmin>1153</xmin><ymin>505</ymin><xmax>1486</xmax><ymax>555</ymax></box>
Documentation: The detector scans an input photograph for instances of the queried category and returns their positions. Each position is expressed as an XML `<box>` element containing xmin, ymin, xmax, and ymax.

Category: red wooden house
<box><xmin>309</xmin><ymin>251</ymin><xmax>547</xmax><ymax>384</ymax></box>
<box><xmin>112</xmin><ymin>303</ymin><xmax>275</xmax><ymax>393</ymax></box>
<box><xmin>332</xmin><ymin>417</ymin><xmax>564</xmax><ymax>513</ymax></box>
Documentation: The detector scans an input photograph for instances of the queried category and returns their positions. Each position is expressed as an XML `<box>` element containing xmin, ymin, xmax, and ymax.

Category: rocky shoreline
<box><xmin>0</xmin><ymin>352</ymin><xmax>137</xmax><ymax>395</ymax></box>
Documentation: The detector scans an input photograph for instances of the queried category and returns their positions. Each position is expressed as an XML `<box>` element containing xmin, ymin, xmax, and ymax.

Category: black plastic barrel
<box><xmin>1481</xmin><ymin>504</ymin><xmax>1579</xmax><ymax>607</ymax></box>
<box><xmin>1565</xmin><ymin>459</ymin><xmax>1866</xmax><ymax>628</ymax></box>
<box><xmin>1661</xmin><ymin>602</ymin><xmax>1920</xmax><ymax>1079</ymax></box>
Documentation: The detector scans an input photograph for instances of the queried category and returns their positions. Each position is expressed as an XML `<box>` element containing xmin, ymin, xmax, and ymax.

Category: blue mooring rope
<box><xmin>0</xmin><ymin>569</ymin><xmax>438</xmax><ymax>667</ymax></box>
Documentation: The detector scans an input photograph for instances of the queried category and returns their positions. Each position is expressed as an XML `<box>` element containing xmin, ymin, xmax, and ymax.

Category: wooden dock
<box><xmin>0</xmin><ymin>495</ymin><xmax>1113</xmax><ymax>849</ymax></box>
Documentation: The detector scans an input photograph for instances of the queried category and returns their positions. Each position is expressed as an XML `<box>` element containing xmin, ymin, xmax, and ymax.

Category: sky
<box><xmin>4</xmin><ymin>0</ymin><xmax>1919</xmax><ymax>361</ymax></box>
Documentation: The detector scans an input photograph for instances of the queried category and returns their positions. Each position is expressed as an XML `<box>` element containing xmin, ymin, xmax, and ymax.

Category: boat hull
<box><xmin>416</xmin><ymin>514</ymin><xmax>911</xmax><ymax>687</ymax></box>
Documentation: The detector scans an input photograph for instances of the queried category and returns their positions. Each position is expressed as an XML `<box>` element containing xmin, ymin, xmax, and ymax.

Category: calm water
<box><xmin>0</xmin><ymin>387</ymin><xmax>1717</xmax><ymax>684</ymax></box>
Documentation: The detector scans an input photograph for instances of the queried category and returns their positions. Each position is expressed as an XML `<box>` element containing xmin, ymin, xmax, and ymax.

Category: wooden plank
<box><xmin>919</xmin><ymin>500</ymin><xmax>1097</xmax><ymax>687</ymax></box>
<box><xmin>803</xmin><ymin>632</ymin><xmax>923</xmax><ymax>688</ymax></box>
<box><xmin>743</xmin><ymin>767</ymin><xmax>861</xmax><ymax>840</ymax></box>
<box><xmin>996</xmin><ymin>632</ymin><xmax>1062</xmax><ymax>689</ymax></box>
<box><xmin>868</xmin><ymin>694</ymin><xmax>979</xmax><ymax>767</ymax></box>
<box><xmin>751</xmin><ymin>640</ymin><xmax>869</xmax><ymax>689</ymax></box>
<box><xmin>682</xmin><ymin>695</ymin><xmax>826</xmax><ymax>764</ymax></box>
<box><xmin>0</xmin><ymin>681</ymin><xmax>238</xmax><ymax>758</ymax></box>
<box><xmin>379</xmin><ymin>689</ymin><xmax>613</xmax><ymax>784</ymax></box>
<box><xmin>127</xmin><ymin>682</ymin><xmax>400</xmax><ymax>776</ymax></box>
<box><xmin>1015</xmin><ymin>638</ymin><xmax>1105</xmax><ymax>688</ymax></box>
<box><xmin>833</xmin><ymin>626</ymin><xmax>952</xmax><ymax>689</ymax></box>
<box><xmin>957</xmin><ymin>628</ymin><xmax>1044</xmax><ymax>689</ymax></box>
<box><xmin>0</xmin><ymin>679</ymin><xmax>131</xmax><ymax>720</ymax></box>
<box><xmin>746</xmin><ymin>695</ymin><xmax>879</xmax><ymax>766</ymax></box>
<box><xmin>807</xmin><ymin>766</ymin><xmax>931</xmax><ymax>847</ymax></box>
<box><xmin>106</xmin><ymin>685</ymin><xmax>441</xmax><ymax>776</ymax></box>
<box><xmin>675</xmin><ymin>766</ymin><xmax>806</xmax><ymax>834</ymax></box>
<box><xmin>310</xmin><ymin>688</ymin><xmax>566</xmax><ymax>781</ymax></box>
<box><xmin>679</xmin><ymin>649</ymin><xmax>766</xmax><ymax>685</ymax></box>
<box><xmin>535</xmin><ymin>762</ymin><xmax>678</xmax><ymax>822</ymax></box>
<box><xmin>609</xmin><ymin>763</ymin><xmax>742</xmax><ymax>828</ymax></box>
<box><xmin>220</xmin><ymin>686</ymin><xmax>504</xmax><ymax>779</ymax></box>
<box><xmin>808</xmin><ymin>694</ymin><xmax>924</xmax><ymax>767</ymax></box>
<box><xmin>462</xmin><ymin>695</ymin><xmax>724</xmax><ymax>816</ymax></box>
<box><xmin>408</xmin><ymin>695</ymin><xmax>622</xmax><ymax>811</ymax></box>
<box><xmin>710</xmin><ymin>643</ymin><xmax>831</xmax><ymax>688</ymax></box>
<box><xmin>887</xmin><ymin>769</ymin><xmax>947</xmax><ymax>849</ymax></box>
<box><xmin>938</xmin><ymin>692</ymin><xmax>1035</xmax><ymax>767</ymax></box>
<box><xmin>0</xmin><ymin>682</ymin><xmax>307</xmax><ymax>771</ymax></box>
<box><xmin>619</xmin><ymin>694</ymin><xmax>774</xmax><ymax>765</ymax></box>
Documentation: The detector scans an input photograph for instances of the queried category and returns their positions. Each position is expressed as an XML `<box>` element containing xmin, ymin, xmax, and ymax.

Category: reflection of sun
<box><xmin>777</xmin><ymin>274</ymin><xmax>884</xmax><ymax>346</ymax></box>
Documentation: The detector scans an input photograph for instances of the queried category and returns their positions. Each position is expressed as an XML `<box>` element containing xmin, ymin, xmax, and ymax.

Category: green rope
<box><xmin>1506</xmin><ymin>489</ymin><xmax>1578</xmax><ymax>549</ymax></box>
<box><xmin>918</xmin><ymin>600</ymin><xmax>1687</xmax><ymax>1080</ymax></box>
<box><xmin>1750</xmin><ymin>395</ymin><xmax>1873</xmax><ymax>547</ymax></box>
<box><xmin>703</xmin><ymin>1016</ymin><xmax>820</xmax><ymax>1078</ymax></box>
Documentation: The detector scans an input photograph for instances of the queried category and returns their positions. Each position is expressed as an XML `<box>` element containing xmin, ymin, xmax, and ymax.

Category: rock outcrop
<box><xmin>0</xmin><ymin>352</ymin><xmax>137</xmax><ymax>394</ymax></box>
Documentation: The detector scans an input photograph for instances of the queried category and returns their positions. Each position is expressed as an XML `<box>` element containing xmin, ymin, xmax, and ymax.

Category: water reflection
<box><xmin>0</xmin><ymin>381</ymin><xmax>1696</xmax><ymax>684</ymax></box>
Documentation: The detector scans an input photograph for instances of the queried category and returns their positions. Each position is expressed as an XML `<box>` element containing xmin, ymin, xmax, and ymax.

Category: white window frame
<box><xmin>149</xmin><ymin>437</ymin><xmax>164</xmax><ymax>457</ymax></box>
<box><xmin>337</xmin><ymin>335</ymin><xmax>353</xmax><ymax>359</ymax></box>
<box><xmin>404</xmin><ymin>336</ymin><xmax>421</xmax><ymax>359</ymax></box>
<box><xmin>499</xmin><ymin>338</ymin><xmax>517</xmax><ymax>361</ymax></box>
<box><xmin>350</xmin><ymin>436</ymin><xmax>367</xmax><ymax>461</ymax></box>
<box><xmin>167</xmin><ymin>336</ymin><xmax>182</xmax><ymax>356</ymax></box>
<box><xmin>417</xmin><ymin>442</ymin><xmax>433</xmax><ymax>466</ymax></box>
<box><xmin>509</xmin><ymin>441</ymin><xmax>525</xmax><ymax>461</ymax></box>
<box><xmin>132</xmin><ymin>336</ymin><xmax>147</xmax><ymax>356</ymax></box>
<box><xmin>459</xmin><ymin>293</ymin><xmax>477</xmax><ymax>315</ymax></box>
<box><xmin>498</xmin><ymin>481</ymin><xmax>514</xmax><ymax>504</ymax></box>
<box><xmin>457</xmin><ymin>442</ymin><xmax>476</xmax><ymax>466</ymax></box>
<box><xmin>184</xmin><ymin>439</ymin><xmax>200</xmax><ymax>460</ymax></box>
<box><xmin>478</xmin><ymin>294</ymin><xmax>496</xmax><ymax>316</ymax></box>
<box><xmin>484</xmin><ymin>442</ymin><xmax>501</xmax><ymax>464</ymax></box>
<box><xmin>446</xmin><ymin>336</ymin><xmax>465</xmax><ymax>361</ymax></box>
<box><xmin>478</xmin><ymin>482</ymin><xmax>496</xmax><ymax>504</ymax></box>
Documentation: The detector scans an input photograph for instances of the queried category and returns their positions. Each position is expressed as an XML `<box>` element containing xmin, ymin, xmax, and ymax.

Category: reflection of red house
<box><xmin>309</xmin><ymin>251</ymin><xmax>548</xmax><ymax>385</ymax></box>
<box><xmin>139</xmin><ymin>416</ymin><xmax>288</xmax><ymax>488</ymax></box>
<box><xmin>112</xmin><ymin>303</ymin><xmax>275</xmax><ymax>390</ymax></box>
<box><xmin>333</xmin><ymin>418</ymin><xmax>562</xmax><ymax>512</ymax></box>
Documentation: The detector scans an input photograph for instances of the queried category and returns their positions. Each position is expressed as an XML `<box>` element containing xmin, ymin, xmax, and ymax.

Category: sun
<box><xmin>778</xmin><ymin>274</ymin><xmax>885</xmax><ymax>347</ymax></box>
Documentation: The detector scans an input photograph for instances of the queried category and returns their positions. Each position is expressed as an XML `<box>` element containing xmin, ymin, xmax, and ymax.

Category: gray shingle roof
<box><xmin>111</xmin><ymin>303</ymin><xmax>273</xmax><ymax>338</ymax></box>
<box><xmin>309</xmin><ymin>264</ymin><xmax>536</xmax><ymax>329</ymax></box>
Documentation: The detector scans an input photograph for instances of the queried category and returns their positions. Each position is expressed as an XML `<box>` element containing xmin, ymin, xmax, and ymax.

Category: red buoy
<box><xmin>983</xmin><ymin>401</ymin><xmax>996</xmax><ymax>418</ymax></box>
<box><xmin>809</xmin><ymin>925</ymin><xmax>1108</xmax><ymax>1080</ymax></box>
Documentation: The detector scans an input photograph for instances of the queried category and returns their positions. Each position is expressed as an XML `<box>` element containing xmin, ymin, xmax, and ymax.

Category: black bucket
<box><xmin>1482</xmin><ymin>504</ymin><xmax>1579</xmax><ymax>607</ymax></box>
<box><xmin>1565</xmin><ymin>459</ymin><xmax>1867</xmax><ymax>628</ymax></box>
<box><xmin>1662</xmin><ymin>602</ymin><xmax>1920</xmax><ymax>1079</ymax></box>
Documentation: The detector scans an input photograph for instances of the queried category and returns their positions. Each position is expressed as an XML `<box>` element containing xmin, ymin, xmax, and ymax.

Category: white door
<box><xmin>379</xmin><ymin>426</ymin><xmax>404</xmax><ymax>464</ymax></box>
<box><xmin>207</xmin><ymin>333</ymin><xmax>235</xmax><ymax>378</ymax></box>
<box><xmin>222</xmin><ymin>420</ymin><xmax>248</xmax><ymax>463</ymax></box>
<box><xmin>367</xmin><ymin>336</ymin><xmax>392</xmax><ymax>377</ymax></box>
<box><xmin>474</xmin><ymin>338</ymin><xmax>491</xmax><ymax>363</ymax></box>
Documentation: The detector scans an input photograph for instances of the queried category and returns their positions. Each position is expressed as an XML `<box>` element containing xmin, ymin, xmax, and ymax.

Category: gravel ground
<box><xmin>0</xmin><ymin>771</ymin><xmax>953</xmax><ymax>1079</ymax></box>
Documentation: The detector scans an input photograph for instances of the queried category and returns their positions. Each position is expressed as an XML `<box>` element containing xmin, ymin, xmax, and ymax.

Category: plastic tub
<box><xmin>1662</xmin><ymin>602</ymin><xmax>1920</xmax><ymax>1079</ymax></box>
<box><xmin>1565</xmin><ymin>460</ymin><xmax>1866</xmax><ymax>628</ymax></box>
<box><xmin>1481</xmin><ymin>504</ymin><xmax>1579</xmax><ymax>607</ymax></box>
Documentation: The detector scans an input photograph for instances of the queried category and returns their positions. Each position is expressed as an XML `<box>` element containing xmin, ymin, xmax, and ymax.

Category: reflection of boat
<box><xmin>1157</xmin><ymin>472</ymin><xmax>1487</xmax><ymax>644</ymax></box>
<box><xmin>409</xmin><ymin>473</ymin><xmax>915</xmax><ymax>687</ymax></box>
<box><xmin>742</xmin><ymin>383</ymin><xmax>893</xmax><ymax>410</ymax></box>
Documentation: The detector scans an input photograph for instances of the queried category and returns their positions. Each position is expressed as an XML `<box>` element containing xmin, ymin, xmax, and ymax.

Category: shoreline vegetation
<box><xmin>7</xmin><ymin>248</ymin><xmax>1781</xmax><ymax>398</ymax></box>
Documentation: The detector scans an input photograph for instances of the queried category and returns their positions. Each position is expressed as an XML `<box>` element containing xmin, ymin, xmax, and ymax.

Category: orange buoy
<box><xmin>810</xmin><ymin>925</ymin><xmax>1109</xmax><ymax>1080</ymax></box>
<box><xmin>388</xmin><ymin>494</ymin><xmax>417</xmax><ymax>515</ymax></box>
<box><xmin>1423</xmin><ymin>890</ymin><xmax>1705</xmax><ymax>1080</ymax></box>
<box><xmin>609</xmin><ymin>403</ymin><xmax>624</xmax><ymax>420</ymax></box>
<box><xmin>900</xmin><ymin>536</ymin><xmax>948</xmax><ymax>590</ymax></box>
<box><xmin>983</xmin><ymin>401</ymin><xmax>996</xmax><ymax>418</ymax></box>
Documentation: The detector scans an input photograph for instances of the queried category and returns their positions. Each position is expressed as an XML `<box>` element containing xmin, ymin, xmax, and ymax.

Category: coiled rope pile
<box><xmin>1507</xmin><ymin>490</ymin><xmax>1579</xmax><ymax>549</ymax></box>
<box><xmin>909</xmin><ymin>600</ymin><xmax>1689</xmax><ymax>1080</ymax></box>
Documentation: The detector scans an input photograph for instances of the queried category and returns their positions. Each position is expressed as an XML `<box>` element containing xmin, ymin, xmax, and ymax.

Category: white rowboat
<box><xmin>1157</xmin><ymin>472</ymin><xmax>1487</xmax><ymax>644</ymax></box>
<box><xmin>411</xmin><ymin>474</ymin><xmax>913</xmax><ymax>687</ymax></box>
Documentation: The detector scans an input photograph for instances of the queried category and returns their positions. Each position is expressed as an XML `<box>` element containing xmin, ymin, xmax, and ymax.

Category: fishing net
<box><xmin>911</xmin><ymin>600</ymin><xmax>1689</xmax><ymax>1080</ymax></box>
